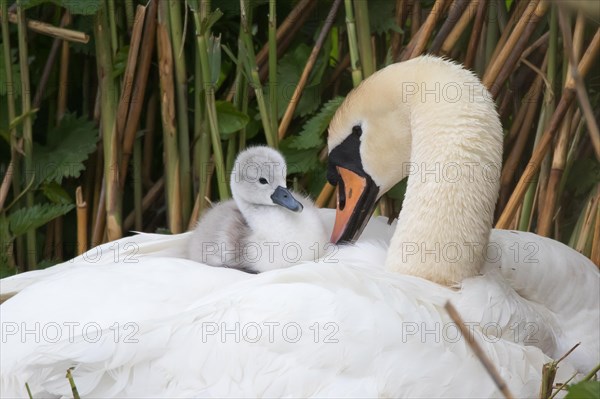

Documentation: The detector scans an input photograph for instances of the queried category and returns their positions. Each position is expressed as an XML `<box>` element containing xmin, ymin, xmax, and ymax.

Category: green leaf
<box><xmin>0</xmin><ymin>49</ymin><xmax>21</xmax><ymax>98</ymax></box>
<box><xmin>20</xmin><ymin>0</ymin><xmax>103</xmax><ymax>15</ymax></box>
<box><xmin>276</xmin><ymin>43</ymin><xmax>328</xmax><ymax>119</ymax></box>
<box><xmin>565</xmin><ymin>381</ymin><xmax>600</xmax><ymax>399</ymax></box>
<box><xmin>387</xmin><ymin>178</ymin><xmax>408</xmax><ymax>200</ymax></box>
<box><xmin>0</xmin><ymin>213</ymin><xmax>14</xmax><ymax>276</ymax></box>
<box><xmin>288</xmin><ymin>97</ymin><xmax>344</xmax><ymax>150</ymax></box>
<box><xmin>41</xmin><ymin>181</ymin><xmax>72</xmax><ymax>204</ymax></box>
<box><xmin>368</xmin><ymin>0</ymin><xmax>403</xmax><ymax>34</ymax></box>
<box><xmin>112</xmin><ymin>45</ymin><xmax>130</xmax><ymax>79</ymax></box>
<box><xmin>32</xmin><ymin>113</ymin><xmax>98</xmax><ymax>186</ymax></box>
<box><xmin>194</xmin><ymin>9</ymin><xmax>224</xmax><ymax>34</ymax></box>
<box><xmin>216</xmin><ymin>101</ymin><xmax>250</xmax><ymax>138</ymax></box>
<box><xmin>9</xmin><ymin>108</ymin><xmax>39</xmax><ymax>131</ymax></box>
<box><xmin>566</xmin><ymin>158</ymin><xmax>600</xmax><ymax>197</ymax></box>
<box><xmin>280</xmin><ymin>140</ymin><xmax>320</xmax><ymax>175</ymax></box>
<box><xmin>8</xmin><ymin>203</ymin><xmax>74</xmax><ymax>238</ymax></box>
<box><xmin>208</xmin><ymin>34</ymin><xmax>222</xmax><ymax>86</ymax></box>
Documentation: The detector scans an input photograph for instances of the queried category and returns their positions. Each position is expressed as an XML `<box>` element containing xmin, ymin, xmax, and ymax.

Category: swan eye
<box><xmin>352</xmin><ymin>125</ymin><xmax>362</xmax><ymax>137</ymax></box>
<box><xmin>259</xmin><ymin>177</ymin><xmax>268</xmax><ymax>184</ymax></box>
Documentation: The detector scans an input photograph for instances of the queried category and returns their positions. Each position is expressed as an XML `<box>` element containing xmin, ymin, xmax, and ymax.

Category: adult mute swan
<box><xmin>0</xmin><ymin>56</ymin><xmax>597</xmax><ymax>398</ymax></box>
<box><xmin>189</xmin><ymin>146</ymin><xmax>328</xmax><ymax>272</ymax></box>
<box><xmin>326</xmin><ymin>55</ymin><xmax>599</xmax><ymax>371</ymax></box>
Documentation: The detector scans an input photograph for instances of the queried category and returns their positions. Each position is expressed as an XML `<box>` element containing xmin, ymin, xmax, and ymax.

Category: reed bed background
<box><xmin>0</xmin><ymin>0</ymin><xmax>598</xmax><ymax>272</ymax></box>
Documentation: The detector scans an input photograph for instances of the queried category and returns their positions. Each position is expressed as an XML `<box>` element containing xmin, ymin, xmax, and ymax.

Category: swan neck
<box><xmin>384</xmin><ymin>80</ymin><xmax>502</xmax><ymax>286</ymax></box>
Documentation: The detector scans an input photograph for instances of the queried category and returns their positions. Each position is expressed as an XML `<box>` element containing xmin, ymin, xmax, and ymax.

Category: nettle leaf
<box><xmin>8</xmin><ymin>203</ymin><xmax>74</xmax><ymax>237</ymax></box>
<box><xmin>565</xmin><ymin>381</ymin><xmax>599</xmax><ymax>399</ymax></box>
<box><xmin>20</xmin><ymin>0</ymin><xmax>103</xmax><ymax>15</ymax></box>
<box><xmin>32</xmin><ymin>112</ymin><xmax>98</xmax><ymax>186</ymax></box>
<box><xmin>0</xmin><ymin>214</ymin><xmax>14</xmax><ymax>277</ymax></box>
<box><xmin>566</xmin><ymin>158</ymin><xmax>600</xmax><ymax>197</ymax></box>
<box><xmin>288</xmin><ymin>97</ymin><xmax>344</xmax><ymax>150</ymax></box>
<box><xmin>0</xmin><ymin>49</ymin><xmax>21</xmax><ymax>98</ymax></box>
<box><xmin>280</xmin><ymin>141</ymin><xmax>320</xmax><ymax>175</ymax></box>
<box><xmin>41</xmin><ymin>181</ymin><xmax>72</xmax><ymax>204</ymax></box>
<box><xmin>216</xmin><ymin>101</ymin><xmax>250</xmax><ymax>138</ymax></box>
<box><xmin>368</xmin><ymin>0</ymin><xmax>403</xmax><ymax>34</ymax></box>
<box><xmin>276</xmin><ymin>43</ymin><xmax>328</xmax><ymax>119</ymax></box>
<box><xmin>112</xmin><ymin>45</ymin><xmax>130</xmax><ymax>78</ymax></box>
<box><xmin>387</xmin><ymin>178</ymin><xmax>408</xmax><ymax>200</ymax></box>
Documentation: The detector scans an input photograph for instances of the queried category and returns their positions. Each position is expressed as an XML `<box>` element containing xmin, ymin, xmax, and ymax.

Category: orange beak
<box><xmin>330</xmin><ymin>167</ymin><xmax>380</xmax><ymax>244</ymax></box>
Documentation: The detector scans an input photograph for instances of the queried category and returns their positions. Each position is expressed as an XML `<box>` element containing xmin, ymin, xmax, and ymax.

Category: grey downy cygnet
<box><xmin>188</xmin><ymin>146</ymin><xmax>329</xmax><ymax>273</ymax></box>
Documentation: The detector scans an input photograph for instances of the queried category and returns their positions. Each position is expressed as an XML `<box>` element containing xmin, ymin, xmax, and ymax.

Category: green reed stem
<box><xmin>192</xmin><ymin>1</ymin><xmax>229</xmax><ymax>199</ymax></box>
<box><xmin>344</xmin><ymin>0</ymin><xmax>362</xmax><ymax>87</ymax></box>
<box><xmin>169</xmin><ymin>0</ymin><xmax>192</xmax><ymax>224</ymax></box>
<box><xmin>16</xmin><ymin>3</ymin><xmax>36</xmax><ymax>268</ymax></box>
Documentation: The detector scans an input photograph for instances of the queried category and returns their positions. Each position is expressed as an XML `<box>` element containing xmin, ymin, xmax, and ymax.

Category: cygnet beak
<box><xmin>270</xmin><ymin>186</ymin><xmax>304</xmax><ymax>213</ymax></box>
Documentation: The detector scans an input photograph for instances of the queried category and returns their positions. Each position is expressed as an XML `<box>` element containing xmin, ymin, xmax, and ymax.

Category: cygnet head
<box><xmin>230</xmin><ymin>146</ymin><xmax>303</xmax><ymax>212</ymax></box>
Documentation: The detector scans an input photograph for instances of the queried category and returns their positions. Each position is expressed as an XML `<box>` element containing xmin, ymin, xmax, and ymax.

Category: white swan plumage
<box><xmin>1</xmin><ymin>56</ymin><xmax>598</xmax><ymax>398</ymax></box>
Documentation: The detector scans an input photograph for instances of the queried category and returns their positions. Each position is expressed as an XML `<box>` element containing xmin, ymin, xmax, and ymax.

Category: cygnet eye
<box><xmin>259</xmin><ymin>177</ymin><xmax>268</xmax><ymax>185</ymax></box>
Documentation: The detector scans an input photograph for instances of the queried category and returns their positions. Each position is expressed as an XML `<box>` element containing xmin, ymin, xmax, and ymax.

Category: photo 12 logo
<box><xmin>200</xmin><ymin>321</ymin><xmax>340</xmax><ymax>344</ymax></box>
<box><xmin>2</xmin><ymin>321</ymin><xmax>139</xmax><ymax>344</ymax></box>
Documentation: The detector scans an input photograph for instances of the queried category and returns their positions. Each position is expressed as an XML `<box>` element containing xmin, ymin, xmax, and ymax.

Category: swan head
<box><xmin>231</xmin><ymin>146</ymin><xmax>304</xmax><ymax>212</ymax></box>
<box><xmin>327</xmin><ymin>56</ymin><xmax>501</xmax><ymax>244</ymax></box>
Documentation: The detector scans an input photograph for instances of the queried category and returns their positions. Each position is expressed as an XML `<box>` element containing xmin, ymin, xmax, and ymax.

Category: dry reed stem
<box><xmin>391</xmin><ymin>0</ymin><xmax>407</xmax><ymax>61</ymax></box>
<box><xmin>32</xmin><ymin>33</ymin><xmax>64</xmax><ymax>107</ymax></box>
<box><xmin>121</xmin><ymin>3</ymin><xmax>155</xmax><ymax>184</ymax></box>
<box><xmin>537</xmin><ymin>107</ymin><xmax>573</xmax><ymax>237</ymax></box>
<box><xmin>256</xmin><ymin>0</ymin><xmax>315</xmax><ymax>67</ymax></box>
<box><xmin>0</xmin><ymin>161</ymin><xmax>13</xmax><ymax>210</ymax></box>
<box><xmin>76</xmin><ymin>187</ymin><xmax>88</xmax><ymax>255</ymax></box>
<box><xmin>55</xmin><ymin>199</ymin><xmax>64</xmax><ymax>259</ymax></box>
<box><xmin>487</xmin><ymin>0</ymin><xmax>533</xmax><ymax>71</ymax></box>
<box><xmin>258</xmin><ymin>10</ymin><xmax>311</xmax><ymax>84</ymax></box>
<box><xmin>43</xmin><ymin>221</ymin><xmax>55</xmax><ymax>260</ymax></box>
<box><xmin>157</xmin><ymin>0</ymin><xmax>183</xmax><ymax>234</ymax></box>
<box><xmin>444</xmin><ymin>302</ymin><xmax>515</xmax><ymax>399</ymax></box>
<box><xmin>325</xmin><ymin>53</ymin><xmax>351</xmax><ymax>90</ymax></box>
<box><xmin>428</xmin><ymin>0</ymin><xmax>468</xmax><ymax>55</ymax></box>
<box><xmin>124</xmin><ymin>177</ymin><xmax>165</xmax><ymax>231</ymax></box>
<box><xmin>520</xmin><ymin>31</ymin><xmax>549</xmax><ymax>61</ymax></box>
<box><xmin>315</xmin><ymin>182</ymin><xmax>335</xmax><ymax>208</ymax></box>
<box><xmin>465</xmin><ymin>0</ymin><xmax>487</xmax><ymax>69</ymax></box>
<box><xmin>91</xmin><ymin>184</ymin><xmax>106</xmax><ymax>247</ymax></box>
<box><xmin>1</xmin><ymin>8</ymin><xmax>89</xmax><ymax>43</ymax></box>
<box><xmin>142</xmin><ymin>92</ymin><xmax>158</xmax><ymax>189</ymax></box>
<box><xmin>278</xmin><ymin>0</ymin><xmax>343</xmax><ymax>140</ymax></box>
<box><xmin>411</xmin><ymin>0</ymin><xmax>421</xmax><ymax>37</ymax></box>
<box><xmin>496</xmin><ymin>28</ymin><xmax>600</xmax><ymax>229</ymax></box>
<box><xmin>189</xmin><ymin>190</ymin><xmax>203</xmax><ymax>231</ymax></box>
<box><xmin>57</xmin><ymin>47</ymin><xmax>69</xmax><ymax>119</ymax></box>
<box><xmin>557</xmin><ymin>7</ymin><xmax>600</xmax><ymax>160</ymax></box>
<box><xmin>575</xmin><ymin>194</ymin><xmax>598</xmax><ymax>253</ymax></box>
<box><xmin>116</xmin><ymin>5</ymin><xmax>146</xmax><ymax>144</ymax></box>
<box><xmin>504</xmin><ymin>92</ymin><xmax>530</xmax><ymax>147</ymax></box>
<box><xmin>592</xmin><ymin>190</ymin><xmax>600</xmax><ymax>267</ymax></box>
<box><xmin>483</xmin><ymin>0</ymin><xmax>539</xmax><ymax>89</ymax></box>
<box><xmin>437</xmin><ymin>0</ymin><xmax>476</xmax><ymax>56</ymax></box>
<box><xmin>499</xmin><ymin>65</ymin><xmax>545</xmax><ymax>207</ymax></box>
<box><xmin>538</xmin><ymin>10</ymin><xmax>585</xmax><ymax>236</ymax></box>
<box><xmin>57</xmin><ymin>13</ymin><xmax>71</xmax><ymax>121</ymax></box>
<box><xmin>399</xmin><ymin>0</ymin><xmax>423</xmax><ymax>60</ymax></box>
<box><xmin>90</xmin><ymin>143</ymin><xmax>103</xmax><ymax>232</ymax></box>
<box><xmin>489</xmin><ymin>1</ymin><xmax>549</xmax><ymax>98</ymax></box>
<box><xmin>225</xmin><ymin>0</ymin><xmax>317</xmax><ymax>101</ymax></box>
